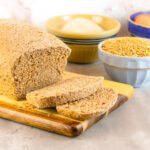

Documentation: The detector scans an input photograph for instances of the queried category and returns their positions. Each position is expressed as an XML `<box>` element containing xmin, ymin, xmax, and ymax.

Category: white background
<box><xmin>0</xmin><ymin>0</ymin><xmax>150</xmax><ymax>35</ymax></box>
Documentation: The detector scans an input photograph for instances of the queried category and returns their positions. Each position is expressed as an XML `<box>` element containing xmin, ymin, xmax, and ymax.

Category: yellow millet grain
<box><xmin>102</xmin><ymin>37</ymin><xmax>150</xmax><ymax>57</ymax></box>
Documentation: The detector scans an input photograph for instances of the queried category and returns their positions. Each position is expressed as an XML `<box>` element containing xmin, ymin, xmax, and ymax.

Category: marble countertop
<box><xmin>0</xmin><ymin>61</ymin><xmax>150</xmax><ymax>150</ymax></box>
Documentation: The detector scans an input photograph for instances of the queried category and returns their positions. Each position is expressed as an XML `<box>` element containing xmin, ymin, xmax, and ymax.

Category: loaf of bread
<box><xmin>26</xmin><ymin>76</ymin><xmax>104</xmax><ymax>108</ymax></box>
<box><xmin>0</xmin><ymin>19</ymin><xmax>71</xmax><ymax>100</ymax></box>
<box><xmin>56</xmin><ymin>88</ymin><xmax>118</xmax><ymax>121</ymax></box>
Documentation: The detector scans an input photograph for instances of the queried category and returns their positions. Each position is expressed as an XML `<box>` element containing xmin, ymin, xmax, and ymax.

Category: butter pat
<box><xmin>62</xmin><ymin>18</ymin><xmax>104</xmax><ymax>34</ymax></box>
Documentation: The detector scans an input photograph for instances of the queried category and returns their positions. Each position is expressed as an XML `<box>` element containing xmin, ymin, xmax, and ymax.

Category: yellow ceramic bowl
<box><xmin>67</xmin><ymin>43</ymin><xmax>98</xmax><ymax>63</ymax></box>
<box><xmin>46</xmin><ymin>14</ymin><xmax>121</xmax><ymax>63</ymax></box>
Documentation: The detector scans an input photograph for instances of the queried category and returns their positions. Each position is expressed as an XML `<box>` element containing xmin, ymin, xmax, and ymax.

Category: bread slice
<box><xmin>0</xmin><ymin>19</ymin><xmax>70</xmax><ymax>100</ymax></box>
<box><xmin>56</xmin><ymin>88</ymin><xmax>118</xmax><ymax>121</ymax></box>
<box><xmin>26</xmin><ymin>76</ymin><xmax>104</xmax><ymax>108</ymax></box>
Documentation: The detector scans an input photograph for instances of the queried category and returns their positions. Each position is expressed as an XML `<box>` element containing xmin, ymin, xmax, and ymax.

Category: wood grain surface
<box><xmin>0</xmin><ymin>72</ymin><xmax>134</xmax><ymax>137</ymax></box>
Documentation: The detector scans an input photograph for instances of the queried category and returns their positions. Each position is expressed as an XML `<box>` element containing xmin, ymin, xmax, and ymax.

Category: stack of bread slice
<box><xmin>0</xmin><ymin>19</ymin><xmax>118</xmax><ymax>121</ymax></box>
<box><xmin>26</xmin><ymin>75</ymin><xmax>118</xmax><ymax>121</ymax></box>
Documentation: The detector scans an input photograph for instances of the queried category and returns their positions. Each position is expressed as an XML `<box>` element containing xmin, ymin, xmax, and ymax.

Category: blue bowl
<box><xmin>128</xmin><ymin>11</ymin><xmax>150</xmax><ymax>38</ymax></box>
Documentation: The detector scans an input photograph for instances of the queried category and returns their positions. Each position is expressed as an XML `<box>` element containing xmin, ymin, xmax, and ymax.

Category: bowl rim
<box><xmin>98</xmin><ymin>37</ymin><xmax>150</xmax><ymax>60</ymax></box>
<box><xmin>128</xmin><ymin>10</ymin><xmax>150</xmax><ymax>29</ymax></box>
<box><xmin>46</xmin><ymin>14</ymin><xmax>121</xmax><ymax>39</ymax></box>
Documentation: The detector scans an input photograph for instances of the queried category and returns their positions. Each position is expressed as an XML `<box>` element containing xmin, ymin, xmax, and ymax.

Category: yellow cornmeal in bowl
<box><xmin>102</xmin><ymin>37</ymin><xmax>150</xmax><ymax>57</ymax></box>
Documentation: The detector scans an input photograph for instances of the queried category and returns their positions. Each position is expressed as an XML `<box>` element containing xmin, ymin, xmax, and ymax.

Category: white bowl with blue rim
<box><xmin>98</xmin><ymin>37</ymin><xmax>150</xmax><ymax>88</ymax></box>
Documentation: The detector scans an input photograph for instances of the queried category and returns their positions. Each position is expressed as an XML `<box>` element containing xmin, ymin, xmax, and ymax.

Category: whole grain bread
<box><xmin>0</xmin><ymin>19</ymin><xmax>71</xmax><ymax>100</ymax></box>
<box><xmin>56</xmin><ymin>88</ymin><xmax>118</xmax><ymax>121</ymax></box>
<box><xmin>26</xmin><ymin>76</ymin><xmax>104</xmax><ymax>108</ymax></box>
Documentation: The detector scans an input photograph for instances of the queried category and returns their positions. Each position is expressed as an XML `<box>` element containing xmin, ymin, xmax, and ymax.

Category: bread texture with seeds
<box><xmin>26</xmin><ymin>76</ymin><xmax>104</xmax><ymax>108</ymax></box>
<box><xmin>0</xmin><ymin>19</ymin><xmax>71</xmax><ymax>100</ymax></box>
<box><xmin>56</xmin><ymin>88</ymin><xmax>118</xmax><ymax>121</ymax></box>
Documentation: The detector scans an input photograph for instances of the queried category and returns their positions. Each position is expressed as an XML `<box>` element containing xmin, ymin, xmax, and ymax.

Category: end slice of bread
<box><xmin>56</xmin><ymin>88</ymin><xmax>118</xmax><ymax>121</ymax></box>
<box><xmin>26</xmin><ymin>76</ymin><xmax>104</xmax><ymax>108</ymax></box>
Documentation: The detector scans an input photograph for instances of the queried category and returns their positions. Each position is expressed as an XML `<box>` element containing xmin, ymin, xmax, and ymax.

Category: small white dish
<box><xmin>98</xmin><ymin>38</ymin><xmax>150</xmax><ymax>88</ymax></box>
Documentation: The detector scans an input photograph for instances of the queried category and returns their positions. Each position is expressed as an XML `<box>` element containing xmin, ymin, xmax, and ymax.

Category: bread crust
<box><xmin>26</xmin><ymin>76</ymin><xmax>104</xmax><ymax>108</ymax></box>
<box><xmin>0</xmin><ymin>19</ymin><xmax>71</xmax><ymax>100</ymax></box>
<box><xmin>56</xmin><ymin>88</ymin><xmax>118</xmax><ymax>121</ymax></box>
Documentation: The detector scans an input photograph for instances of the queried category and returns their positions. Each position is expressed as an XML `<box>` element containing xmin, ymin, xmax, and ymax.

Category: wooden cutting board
<box><xmin>0</xmin><ymin>72</ymin><xmax>134</xmax><ymax>137</ymax></box>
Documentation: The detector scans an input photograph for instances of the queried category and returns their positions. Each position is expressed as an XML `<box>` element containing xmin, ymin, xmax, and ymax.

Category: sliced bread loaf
<box><xmin>0</xmin><ymin>19</ymin><xmax>71</xmax><ymax>100</ymax></box>
<box><xmin>56</xmin><ymin>88</ymin><xmax>118</xmax><ymax>121</ymax></box>
<box><xmin>26</xmin><ymin>76</ymin><xmax>104</xmax><ymax>108</ymax></box>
